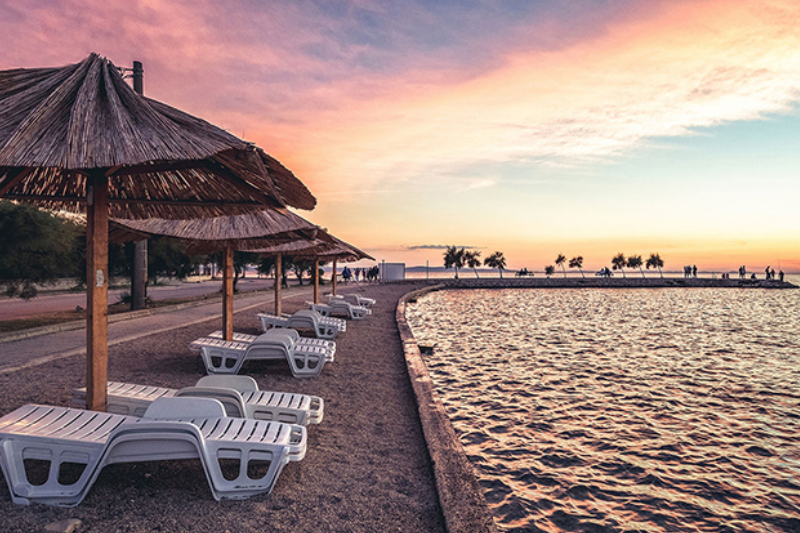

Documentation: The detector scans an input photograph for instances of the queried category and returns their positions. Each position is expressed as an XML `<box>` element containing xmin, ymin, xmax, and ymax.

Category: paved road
<box><xmin>0</xmin><ymin>278</ymin><xmax>278</xmax><ymax>321</ymax></box>
<box><xmin>0</xmin><ymin>285</ymin><xmax>315</xmax><ymax>373</ymax></box>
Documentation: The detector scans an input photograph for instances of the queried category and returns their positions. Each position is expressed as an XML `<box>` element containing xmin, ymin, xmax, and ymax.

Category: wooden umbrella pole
<box><xmin>332</xmin><ymin>258</ymin><xmax>338</xmax><ymax>296</ymax></box>
<box><xmin>223</xmin><ymin>244</ymin><xmax>234</xmax><ymax>340</ymax></box>
<box><xmin>314</xmin><ymin>257</ymin><xmax>320</xmax><ymax>304</ymax></box>
<box><xmin>86</xmin><ymin>171</ymin><xmax>109</xmax><ymax>412</ymax></box>
<box><xmin>274</xmin><ymin>253</ymin><xmax>282</xmax><ymax>316</ymax></box>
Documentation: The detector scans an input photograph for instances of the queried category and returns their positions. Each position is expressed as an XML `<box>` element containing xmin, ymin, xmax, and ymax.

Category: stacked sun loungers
<box><xmin>257</xmin><ymin>309</ymin><xmax>346</xmax><ymax>340</ymax></box>
<box><xmin>328</xmin><ymin>293</ymin><xmax>376</xmax><ymax>308</ymax></box>
<box><xmin>310</xmin><ymin>300</ymin><xmax>371</xmax><ymax>320</ymax></box>
<box><xmin>190</xmin><ymin>330</ymin><xmax>328</xmax><ymax>377</ymax></box>
<box><xmin>206</xmin><ymin>330</ymin><xmax>336</xmax><ymax>362</ymax></box>
<box><xmin>0</xmin><ymin>397</ymin><xmax>306</xmax><ymax>506</ymax></box>
<box><xmin>73</xmin><ymin>375</ymin><xmax>324</xmax><ymax>425</ymax></box>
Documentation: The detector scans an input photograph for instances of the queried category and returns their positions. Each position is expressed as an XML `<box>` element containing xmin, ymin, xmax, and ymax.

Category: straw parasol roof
<box><xmin>109</xmin><ymin>208</ymin><xmax>319</xmax><ymax>254</ymax></box>
<box><xmin>0</xmin><ymin>53</ymin><xmax>318</xmax><ymax>411</ymax></box>
<box><xmin>0</xmin><ymin>53</ymin><xmax>316</xmax><ymax>218</ymax></box>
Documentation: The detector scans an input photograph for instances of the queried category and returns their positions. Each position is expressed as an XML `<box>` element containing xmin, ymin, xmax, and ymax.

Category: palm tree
<box><xmin>555</xmin><ymin>253</ymin><xmax>567</xmax><ymax>278</ymax></box>
<box><xmin>443</xmin><ymin>245</ymin><xmax>466</xmax><ymax>279</ymax></box>
<box><xmin>484</xmin><ymin>251</ymin><xmax>507</xmax><ymax>278</ymax></box>
<box><xmin>545</xmin><ymin>265</ymin><xmax>555</xmax><ymax>278</ymax></box>
<box><xmin>464</xmin><ymin>250</ymin><xmax>482</xmax><ymax>278</ymax></box>
<box><xmin>627</xmin><ymin>254</ymin><xmax>644</xmax><ymax>278</ymax></box>
<box><xmin>646</xmin><ymin>253</ymin><xmax>664</xmax><ymax>278</ymax></box>
<box><xmin>611</xmin><ymin>253</ymin><xmax>627</xmax><ymax>278</ymax></box>
<box><xmin>569</xmin><ymin>256</ymin><xmax>584</xmax><ymax>278</ymax></box>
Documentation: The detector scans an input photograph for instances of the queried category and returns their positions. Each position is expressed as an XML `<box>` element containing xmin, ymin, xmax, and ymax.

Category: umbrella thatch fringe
<box><xmin>109</xmin><ymin>209</ymin><xmax>320</xmax><ymax>255</ymax></box>
<box><xmin>0</xmin><ymin>54</ymin><xmax>317</xmax><ymax>217</ymax></box>
<box><xmin>247</xmin><ymin>230</ymin><xmax>374</xmax><ymax>262</ymax></box>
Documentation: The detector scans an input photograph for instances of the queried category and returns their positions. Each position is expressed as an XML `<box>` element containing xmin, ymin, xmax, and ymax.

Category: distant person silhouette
<box><xmin>779</xmin><ymin>270</ymin><xmax>784</xmax><ymax>282</ymax></box>
<box><xmin>765</xmin><ymin>266</ymin><xmax>771</xmax><ymax>280</ymax></box>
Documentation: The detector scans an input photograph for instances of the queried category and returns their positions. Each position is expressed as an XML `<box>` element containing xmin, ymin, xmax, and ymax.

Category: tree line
<box><xmin>0</xmin><ymin>201</ymin><xmax>326</xmax><ymax>300</ymax></box>
<box><xmin>443</xmin><ymin>246</ymin><xmax>507</xmax><ymax>278</ymax></box>
<box><xmin>441</xmin><ymin>244</ymin><xmax>666</xmax><ymax>280</ymax></box>
<box><xmin>545</xmin><ymin>252</ymin><xmax>664</xmax><ymax>278</ymax></box>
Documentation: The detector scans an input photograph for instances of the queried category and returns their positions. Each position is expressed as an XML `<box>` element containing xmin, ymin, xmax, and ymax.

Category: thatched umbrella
<box><xmin>0</xmin><ymin>54</ymin><xmax>315</xmax><ymax>411</ymax></box>
<box><xmin>109</xmin><ymin>209</ymin><xmax>319</xmax><ymax>340</ymax></box>
<box><xmin>247</xmin><ymin>230</ymin><xmax>373</xmax><ymax>306</ymax></box>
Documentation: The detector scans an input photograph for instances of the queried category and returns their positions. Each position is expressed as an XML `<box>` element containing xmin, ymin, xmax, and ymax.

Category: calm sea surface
<box><xmin>406</xmin><ymin>283</ymin><xmax>800</xmax><ymax>533</ymax></box>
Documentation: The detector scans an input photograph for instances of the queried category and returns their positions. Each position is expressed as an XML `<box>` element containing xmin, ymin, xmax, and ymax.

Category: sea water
<box><xmin>406</xmin><ymin>284</ymin><xmax>800</xmax><ymax>532</ymax></box>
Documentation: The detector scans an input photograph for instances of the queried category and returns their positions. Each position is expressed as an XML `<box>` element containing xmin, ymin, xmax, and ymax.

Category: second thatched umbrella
<box><xmin>110</xmin><ymin>209</ymin><xmax>319</xmax><ymax>340</ymax></box>
<box><xmin>0</xmin><ymin>54</ymin><xmax>315</xmax><ymax>410</ymax></box>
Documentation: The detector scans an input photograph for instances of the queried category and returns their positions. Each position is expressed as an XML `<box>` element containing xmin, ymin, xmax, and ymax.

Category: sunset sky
<box><xmin>2</xmin><ymin>0</ymin><xmax>799</xmax><ymax>272</ymax></box>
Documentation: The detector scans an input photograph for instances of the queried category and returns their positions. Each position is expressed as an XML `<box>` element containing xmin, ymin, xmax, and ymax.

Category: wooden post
<box><xmin>274</xmin><ymin>253</ymin><xmax>282</xmax><ymax>316</ymax></box>
<box><xmin>223</xmin><ymin>244</ymin><xmax>234</xmax><ymax>341</ymax></box>
<box><xmin>313</xmin><ymin>257</ymin><xmax>320</xmax><ymax>304</ymax></box>
<box><xmin>131</xmin><ymin>61</ymin><xmax>148</xmax><ymax>311</ymax></box>
<box><xmin>86</xmin><ymin>171</ymin><xmax>109</xmax><ymax>412</ymax></box>
<box><xmin>332</xmin><ymin>259</ymin><xmax>338</xmax><ymax>296</ymax></box>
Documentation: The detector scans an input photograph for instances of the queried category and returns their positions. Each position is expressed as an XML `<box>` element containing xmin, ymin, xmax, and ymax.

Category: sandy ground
<box><xmin>0</xmin><ymin>282</ymin><xmax>447</xmax><ymax>533</ymax></box>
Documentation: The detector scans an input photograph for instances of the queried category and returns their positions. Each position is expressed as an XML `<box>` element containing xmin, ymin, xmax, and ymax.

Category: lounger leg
<box><xmin>0</xmin><ymin>439</ymin><xmax>102</xmax><ymax>506</ymax></box>
<box><xmin>287</xmin><ymin>352</ymin><xmax>325</xmax><ymax>378</ymax></box>
<box><xmin>202</xmin><ymin>442</ymin><xmax>291</xmax><ymax>500</ymax></box>
<box><xmin>201</xmin><ymin>347</ymin><xmax>246</xmax><ymax>375</ymax></box>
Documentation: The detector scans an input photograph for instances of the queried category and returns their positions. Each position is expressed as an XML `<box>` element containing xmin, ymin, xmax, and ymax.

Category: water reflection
<box><xmin>406</xmin><ymin>288</ymin><xmax>800</xmax><ymax>533</ymax></box>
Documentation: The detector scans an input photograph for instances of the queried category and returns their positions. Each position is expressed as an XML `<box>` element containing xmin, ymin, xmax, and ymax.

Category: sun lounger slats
<box><xmin>310</xmin><ymin>301</ymin><xmax>371</xmax><ymax>320</ymax></box>
<box><xmin>73</xmin><ymin>378</ymin><xmax>323</xmax><ymax>426</ymax></box>
<box><xmin>190</xmin><ymin>333</ymin><xmax>328</xmax><ymax>378</ymax></box>
<box><xmin>0</xmin><ymin>399</ymin><xmax>307</xmax><ymax>506</ymax></box>
<box><xmin>257</xmin><ymin>310</ymin><xmax>346</xmax><ymax>339</ymax></box>
<box><xmin>329</xmin><ymin>293</ymin><xmax>376</xmax><ymax>308</ymax></box>
<box><xmin>208</xmin><ymin>330</ymin><xmax>335</xmax><ymax>351</ymax></box>
<box><xmin>205</xmin><ymin>330</ymin><xmax>336</xmax><ymax>361</ymax></box>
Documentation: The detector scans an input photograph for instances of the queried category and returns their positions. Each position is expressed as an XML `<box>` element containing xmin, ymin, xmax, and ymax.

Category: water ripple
<box><xmin>407</xmin><ymin>287</ymin><xmax>800</xmax><ymax>532</ymax></box>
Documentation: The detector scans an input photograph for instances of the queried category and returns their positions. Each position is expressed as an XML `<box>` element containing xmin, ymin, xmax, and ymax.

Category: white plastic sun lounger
<box><xmin>72</xmin><ymin>375</ymin><xmax>323</xmax><ymax>425</ymax></box>
<box><xmin>328</xmin><ymin>293</ymin><xmax>376</xmax><ymax>308</ymax></box>
<box><xmin>0</xmin><ymin>397</ymin><xmax>306</xmax><ymax>507</ymax></box>
<box><xmin>310</xmin><ymin>300</ymin><xmax>371</xmax><ymax>320</ymax></box>
<box><xmin>205</xmin><ymin>330</ymin><xmax>336</xmax><ymax>362</ymax></box>
<box><xmin>190</xmin><ymin>330</ymin><xmax>327</xmax><ymax>378</ymax></box>
<box><xmin>257</xmin><ymin>309</ymin><xmax>346</xmax><ymax>340</ymax></box>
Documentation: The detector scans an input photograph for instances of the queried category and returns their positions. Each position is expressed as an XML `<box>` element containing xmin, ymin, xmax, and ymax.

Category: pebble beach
<box><xmin>0</xmin><ymin>283</ymin><xmax>447</xmax><ymax>533</ymax></box>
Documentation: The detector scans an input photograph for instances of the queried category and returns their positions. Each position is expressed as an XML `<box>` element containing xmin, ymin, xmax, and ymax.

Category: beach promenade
<box><xmin>0</xmin><ymin>283</ymin><xmax>449</xmax><ymax>533</ymax></box>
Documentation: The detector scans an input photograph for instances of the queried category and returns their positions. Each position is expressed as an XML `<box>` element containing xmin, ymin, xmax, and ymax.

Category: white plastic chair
<box><xmin>0</xmin><ymin>397</ymin><xmax>306</xmax><ymax>507</ymax></box>
<box><xmin>256</xmin><ymin>309</ymin><xmax>346</xmax><ymax>339</ymax></box>
<box><xmin>191</xmin><ymin>331</ymin><xmax>327</xmax><ymax>378</ymax></box>
<box><xmin>72</xmin><ymin>375</ymin><xmax>323</xmax><ymax>425</ymax></box>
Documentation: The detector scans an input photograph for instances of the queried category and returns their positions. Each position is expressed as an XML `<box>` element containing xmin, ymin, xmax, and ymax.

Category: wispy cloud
<box><xmin>463</xmin><ymin>178</ymin><xmax>498</xmax><ymax>191</ymax></box>
<box><xmin>407</xmin><ymin>244</ymin><xmax>479</xmax><ymax>250</ymax></box>
<box><xmin>259</xmin><ymin>0</ymin><xmax>800</xmax><ymax>194</ymax></box>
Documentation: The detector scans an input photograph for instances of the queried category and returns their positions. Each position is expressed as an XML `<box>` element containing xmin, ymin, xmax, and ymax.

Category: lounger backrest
<box><xmin>257</xmin><ymin>329</ymin><xmax>300</xmax><ymax>343</ymax></box>
<box><xmin>142</xmin><ymin>397</ymin><xmax>227</xmax><ymax>420</ymax></box>
<box><xmin>196</xmin><ymin>375</ymin><xmax>258</xmax><ymax>393</ymax></box>
<box><xmin>175</xmin><ymin>387</ymin><xmax>248</xmax><ymax>418</ymax></box>
<box><xmin>294</xmin><ymin>309</ymin><xmax>321</xmax><ymax>321</ymax></box>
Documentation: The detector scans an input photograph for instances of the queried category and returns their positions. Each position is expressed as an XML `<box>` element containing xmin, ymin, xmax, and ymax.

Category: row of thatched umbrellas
<box><xmin>0</xmin><ymin>54</ymin><xmax>371</xmax><ymax>411</ymax></box>
<box><xmin>110</xmin><ymin>211</ymin><xmax>373</xmax><ymax>340</ymax></box>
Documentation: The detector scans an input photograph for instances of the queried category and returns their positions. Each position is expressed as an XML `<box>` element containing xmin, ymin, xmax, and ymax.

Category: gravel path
<box><xmin>0</xmin><ymin>282</ymin><xmax>446</xmax><ymax>533</ymax></box>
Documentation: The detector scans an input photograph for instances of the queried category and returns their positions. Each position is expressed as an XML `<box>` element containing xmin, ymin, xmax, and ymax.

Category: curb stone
<box><xmin>396</xmin><ymin>285</ymin><xmax>499</xmax><ymax>533</ymax></box>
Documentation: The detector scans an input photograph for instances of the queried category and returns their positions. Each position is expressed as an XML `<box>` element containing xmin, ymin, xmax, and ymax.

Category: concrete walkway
<box><xmin>0</xmin><ymin>285</ymin><xmax>314</xmax><ymax>374</ymax></box>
